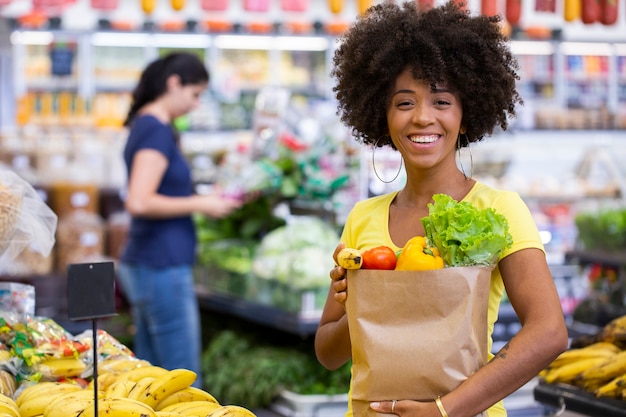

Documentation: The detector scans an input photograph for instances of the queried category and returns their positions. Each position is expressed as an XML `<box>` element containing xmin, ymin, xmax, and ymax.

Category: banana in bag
<box><xmin>346</xmin><ymin>266</ymin><xmax>492</xmax><ymax>417</ymax></box>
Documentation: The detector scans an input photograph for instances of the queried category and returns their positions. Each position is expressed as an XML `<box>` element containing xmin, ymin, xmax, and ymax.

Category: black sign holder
<box><xmin>67</xmin><ymin>261</ymin><xmax>117</xmax><ymax>417</ymax></box>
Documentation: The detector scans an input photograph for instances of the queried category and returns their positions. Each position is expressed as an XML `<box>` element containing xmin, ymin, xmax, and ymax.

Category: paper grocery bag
<box><xmin>346</xmin><ymin>266</ymin><xmax>493</xmax><ymax>417</ymax></box>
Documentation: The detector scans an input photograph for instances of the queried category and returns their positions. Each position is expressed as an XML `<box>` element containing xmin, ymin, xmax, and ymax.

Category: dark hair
<box><xmin>332</xmin><ymin>1</ymin><xmax>522</xmax><ymax>148</ymax></box>
<box><xmin>124</xmin><ymin>52</ymin><xmax>210</xmax><ymax>126</ymax></box>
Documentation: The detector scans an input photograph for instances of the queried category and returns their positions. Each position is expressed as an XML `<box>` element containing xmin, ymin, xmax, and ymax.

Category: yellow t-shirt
<box><xmin>340</xmin><ymin>182</ymin><xmax>545</xmax><ymax>417</ymax></box>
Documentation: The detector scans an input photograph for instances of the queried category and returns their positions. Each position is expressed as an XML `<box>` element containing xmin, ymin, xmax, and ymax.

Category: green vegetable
<box><xmin>202</xmin><ymin>330</ymin><xmax>351</xmax><ymax>408</ymax></box>
<box><xmin>421</xmin><ymin>193</ymin><xmax>513</xmax><ymax>267</ymax></box>
<box><xmin>575</xmin><ymin>207</ymin><xmax>626</xmax><ymax>251</ymax></box>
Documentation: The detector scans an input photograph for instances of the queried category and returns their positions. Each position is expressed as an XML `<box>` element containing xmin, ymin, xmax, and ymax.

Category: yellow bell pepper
<box><xmin>395</xmin><ymin>236</ymin><xmax>445</xmax><ymax>271</ymax></box>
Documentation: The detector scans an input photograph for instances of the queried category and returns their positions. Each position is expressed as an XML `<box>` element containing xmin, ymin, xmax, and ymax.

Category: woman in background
<box><xmin>118</xmin><ymin>52</ymin><xmax>242</xmax><ymax>386</ymax></box>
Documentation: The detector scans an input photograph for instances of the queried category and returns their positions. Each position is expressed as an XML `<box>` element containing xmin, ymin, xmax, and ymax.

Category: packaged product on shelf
<box><xmin>55</xmin><ymin>210</ymin><xmax>106</xmax><ymax>273</ymax></box>
<box><xmin>49</xmin><ymin>181</ymin><xmax>100</xmax><ymax>219</ymax></box>
<box><xmin>0</xmin><ymin>282</ymin><xmax>35</xmax><ymax>317</ymax></box>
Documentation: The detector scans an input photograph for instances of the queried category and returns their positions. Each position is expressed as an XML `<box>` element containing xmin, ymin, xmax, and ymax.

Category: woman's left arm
<box><xmin>372</xmin><ymin>247</ymin><xmax>568</xmax><ymax>417</ymax></box>
<box><xmin>440</xmin><ymin>247</ymin><xmax>569</xmax><ymax>417</ymax></box>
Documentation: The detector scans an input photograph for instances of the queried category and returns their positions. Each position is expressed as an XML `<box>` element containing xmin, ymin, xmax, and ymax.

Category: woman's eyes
<box><xmin>396</xmin><ymin>98</ymin><xmax>451</xmax><ymax>108</ymax></box>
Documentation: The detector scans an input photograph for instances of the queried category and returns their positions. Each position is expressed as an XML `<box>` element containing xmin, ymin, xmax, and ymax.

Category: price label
<box><xmin>67</xmin><ymin>261</ymin><xmax>116</xmax><ymax>320</ymax></box>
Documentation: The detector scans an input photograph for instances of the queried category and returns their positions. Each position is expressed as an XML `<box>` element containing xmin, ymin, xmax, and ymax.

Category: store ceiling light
<box><xmin>152</xmin><ymin>34</ymin><xmax>211</xmax><ymax>48</ymax></box>
<box><xmin>215</xmin><ymin>35</ymin><xmax>274</xmax><ymax>50</ymax></box>
<box><xmin>10</xmin><ymin>31</ymin><xmax>54</xmax><ymax>45</ymax></box>
<box><xmin>91</xmin><ymin>32</ymin><xmax>150</xmax><ymax>47</ymax></box>
<box><xmin>275</xmin><ymin>36</ymin><xmax>329</xmax><ymax>51</ymax></box>
<box><xmin>214</xmin><ymin>35</ymin><xmax>329</xmax><ymax>51</ymax></box>
<box><xmin>91</xmin><ymin>33</ymin><xmax>210</xmax><ymax>48</ymax></box>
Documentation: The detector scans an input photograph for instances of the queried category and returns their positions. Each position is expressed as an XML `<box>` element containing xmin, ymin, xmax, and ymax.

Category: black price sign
<box><xmin>67</xmin><ymin>261</ymin><xmax>116</xmax><ymax>321</ymax></box>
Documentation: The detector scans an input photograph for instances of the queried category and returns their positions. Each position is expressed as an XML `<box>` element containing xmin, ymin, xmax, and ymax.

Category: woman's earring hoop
<box><xmin>372</xmin><ymin>136</ymin><xmax>403</xmax><ymax>184</ymax></box>
<box><xmin>457</xmin><ymin>133</ymin><xmax>473</xmax><ymax>180</ymax></box>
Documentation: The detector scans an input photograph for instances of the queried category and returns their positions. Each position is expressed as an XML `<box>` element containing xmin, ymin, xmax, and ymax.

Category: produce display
<box><xmin>0</xmin><ymin>313</ymin><xmax>257</xmax><ymax>417</ymax></box>
<box><xmin>196</xmin><ymin>216</ymin><xmax>340</xmax><ymax>314</ymax></box>
<box><xmin>574</xmin><ymin>206</ymin><xmax>626</xmax><ymax>252</ymax></box>
<box><xmin>337</xmin><ymin>193</ymin><xmax>513</xmax><ymax>271</ymax></box>
<box><xmin>539</xmin><ymin>314</ymin><xmax>626</xmax><ymax>401</ymax></box>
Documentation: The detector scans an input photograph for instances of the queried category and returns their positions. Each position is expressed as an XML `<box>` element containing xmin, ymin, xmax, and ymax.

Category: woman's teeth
<box><xmin>408</xmin><ymin>135</ymin><xmax>439</xmax><ymax>143</ymax></box>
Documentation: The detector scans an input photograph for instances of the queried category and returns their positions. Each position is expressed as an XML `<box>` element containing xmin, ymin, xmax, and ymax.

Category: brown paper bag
<box><xmin>346</xmin><ymin>266</ymin><xmax>493</xmax><ymax>417</ymax></box>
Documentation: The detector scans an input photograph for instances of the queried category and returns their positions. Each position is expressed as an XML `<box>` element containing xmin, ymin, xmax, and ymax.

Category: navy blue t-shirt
<box><xmin>121</xmin><ymin>115</ymin><xmax>196</xmax><ymax>267</ymax></box>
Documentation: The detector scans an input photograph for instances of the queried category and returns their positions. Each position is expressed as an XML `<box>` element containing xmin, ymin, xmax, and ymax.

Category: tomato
<box><xmin>361</xmin><ymin>246</ymin><xmax>397</xmax><ymax>270</ymax></box>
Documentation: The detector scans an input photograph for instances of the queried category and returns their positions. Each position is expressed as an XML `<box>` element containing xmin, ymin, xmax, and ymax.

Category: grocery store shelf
<box><xmin>534</xmin><ymin>382</ymin><xmax>626</xmax><ymax>417</ymax></box>
<box><xmin>196</xmin><ymin>289</ymin><xmax>320</xmax><ymax>337</ymax></box>
<box><xmin>564</xmin><ymin>250</ymin><xmax>626</xmax><ymax>268</ymax></box>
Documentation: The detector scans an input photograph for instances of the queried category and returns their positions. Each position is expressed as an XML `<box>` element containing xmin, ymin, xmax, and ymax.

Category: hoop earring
<box><xmin>457</xmin><ymin>133</ymin><xmax>473</xmax><ymax>180</ymax></box>
<box><xmin>372</xmin><ymin>136</ymin><xmax>403</xmax><ymax>184</ymax></box>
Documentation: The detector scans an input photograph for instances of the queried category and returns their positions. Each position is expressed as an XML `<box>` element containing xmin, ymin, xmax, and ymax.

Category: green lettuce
<box><xmin>421</xmin><ymin>194</ymin><xmax>513</xmax><ymax>267</ymax></box>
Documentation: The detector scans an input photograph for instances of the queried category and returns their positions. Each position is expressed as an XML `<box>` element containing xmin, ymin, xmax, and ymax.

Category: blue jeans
<box><xmin>117</xmin><ymin>263</ymin><xmax>202</xmax><ymax>388</ymax></box>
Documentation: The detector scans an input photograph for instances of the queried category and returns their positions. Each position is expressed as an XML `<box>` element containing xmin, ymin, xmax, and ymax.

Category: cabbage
<box><xmin>252</xmin><ymin>217</ymin><xmax>339</xmax><ymax>289</ymax></box>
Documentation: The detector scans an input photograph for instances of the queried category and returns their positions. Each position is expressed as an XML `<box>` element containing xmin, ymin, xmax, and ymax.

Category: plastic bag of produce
<box><xmin>0</xmin><ymin>168</ymin><xmax>57</xmax><ymax>268</ymax></box>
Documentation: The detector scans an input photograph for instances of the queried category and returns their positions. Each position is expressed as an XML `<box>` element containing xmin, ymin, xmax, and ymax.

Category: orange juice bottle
<box><xmin>58</xmin><ymin>91</ymin><xmax>72</xmax><ymax>126</ymax></box>
<box><xmin>15</xmin><ymin>94</ymin><xmax>33</xmax><ymax>126</ymax></box>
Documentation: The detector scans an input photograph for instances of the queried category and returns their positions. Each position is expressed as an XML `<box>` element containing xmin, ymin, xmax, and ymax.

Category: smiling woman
<box><xmin>315</xmin><ymin>2</ymin><xmax>568</xmax><ymax>417</ymax></box>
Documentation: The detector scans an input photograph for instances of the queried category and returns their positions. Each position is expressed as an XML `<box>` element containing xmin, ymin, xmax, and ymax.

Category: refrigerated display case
<box><xmin>6</xmin><ymin>30</ymin><xmax>332</xmax><ymax>132</ymax></box>
<box><xmin>4</xmin><ymin>29</ymin><xmax>626</xmax><ymax>132</ymax></box>
<box><xmin>561</xmin><ymin>42</ymin><xmax>612</xmax><ymax>111</ymax></box>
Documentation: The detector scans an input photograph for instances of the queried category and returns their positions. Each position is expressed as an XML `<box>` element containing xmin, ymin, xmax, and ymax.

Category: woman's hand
<box><xmin>197</xmin><ymin>194</ymin><xmax>244</xmax><ymax>218</ymax></box>
<box><xmin>331</xmin><ymin>243</ymin><xmax>349</xmax><ymax>305</ymax></box>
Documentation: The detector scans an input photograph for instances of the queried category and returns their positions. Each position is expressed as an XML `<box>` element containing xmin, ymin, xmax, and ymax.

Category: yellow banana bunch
<box><xmin>594</xmin><ymin>372</ymin><xmax>626</xmax><ymax>399</ymax></box>
<box><xmin>132</xmin><ymin>368</ymin><xmax>198</xmax><ymax>408</ymax></box>
<box><xmin>159</xmin><ymin>400</ymin><xmax>221</xmax><ymax>416</ymax></box>
<box><xmin>542</xmin><ymin>356</ymin><xmax>612</xmax><ymax>385</ymax></box>
<box><xmin>576</xmin><ymin>350</ymin><xmax>626</xmax><ymax>387</ymax></box>
<box><xmin>18</xmin><ymin>382</ymin><xmax>85</xmax><ymax>417</ymax></box>
<box><xmin>79</xmin><ymin>397</ymin><xmax>157</xmax><ymax>417</ymax></box>
<box><xmin>207</xmin><ymin>405</ymin><xmax>258</xmax><ymax>417</ymax></box>
<box><xmin>545</xmin><ymin>342</ymin><xmax>620</xmax><ymax>370</ymax></box>
<box><xmin>0</xmin><ymin>393</ymin><xmax>19</xmax><ymax>417</ymax></box>
<box><xmin>34</xmin><ymin>357</ymin><xmax>87</xmax><ymax>379</ymax></box>
<box><xmin>155</xmin><ymin>386</ymin><xmax>219</xmax><ymax>410</ymax></box>
<box><xmin>99</xmin><ymin>357</ymin><xmax>152</xmax><ymax>374</ymax></box>
<box><xmin>598</xmin><ymin>315</ymin><xmax>626</xmax><ymax>349</ymax></box>
<box><xmin>43</xmin><ymin>389</ymin><xmax>106</xmax><ymax>417</ymax></box>
<box><xmin>89</xmin><ymin>370</ymin><xmax>119</xmax><ymax>392</ymax></box>
<box><xmin>128</xmin><ymin>376</ymin><xmax>158</xmax><ymax>402</ymax></box>
<box><xmin>337</xmin><ymin>248</ymin><xmax>363</xmax><ymax>269</ymax></box>
<box><xmin>107</xmin><ymin>378</ymin><xmax>138</xmax><ymax>398</ymax></box>
<box><xmin>118</xmin><ymin>365</ymin><xmax>169</xmax><ymax>382</ymax></box>
<box><xmin>0</xmin><ymin>371</ymin><xmax>16</xmax><ymax>397</ymax></box>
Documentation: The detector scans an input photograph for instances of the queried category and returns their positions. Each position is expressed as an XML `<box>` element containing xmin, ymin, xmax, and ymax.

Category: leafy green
<box><xmin>421</xmin><ymin>193</ymin><xmax>513</xmax><ymax>267</ymax></box>
<box><xmin>194</xmin><ymin>195</ymin><xmax>287</xmax><ymax>244</ymax></box>
<box><xmin>202</xmin><ymin>330</ymin><xmax>351</xmax><ymax>408</ymax></box>
<box><xmin>575</xmin><ymin>207</ymin><xmax>626</xmax><ymax>251</ymax></box>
